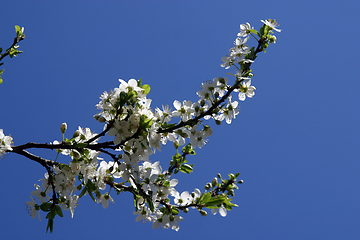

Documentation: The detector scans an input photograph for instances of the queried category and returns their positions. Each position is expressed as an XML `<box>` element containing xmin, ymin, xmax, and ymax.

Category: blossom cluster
<box><xmin>11</xmin><ymin>19</ymin><xmax>280</xmax><ymax>232</ymax></box>
<box><xmin>0</xmin><ymin>129</ymin><xmax>13</xmax><ymax>154</ymax></box>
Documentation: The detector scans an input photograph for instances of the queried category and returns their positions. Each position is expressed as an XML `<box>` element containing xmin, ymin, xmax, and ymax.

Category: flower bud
<box><xmin>70</xmin><ymin>150</ymin><xmax>81</xmax><ymax>159</ymax></box>
<box><xmin>194</xmin><ymin>105</ymin><xmax>200</xmax><ymax>112</ymax></box>
<box><xmin>228</xmin><ymin>189</ymin><xmax>235</xmax><ymax>197</ymax></box>
<box><xmin>94</xmin><ymin>115</ymin><xmax>106</xmax><ymax>123</ymax></box>
<box><xmin>60</xmin><ymin>122</ymin><xmax>67</xmax><ymax>134</ymax></box>
<box><xmin>183</xmin><ymin>208</ymin><xmax>189</xmax><ymax>213</ymax></box>
<box><xmin>212</xmin><ymin>177</ymin><xmax>218</xmax><ymax>186</ymax></box>
<box><xmin>73</xmin><ymin>130</ymin><xmax>80</xmax><ymax>138</ymax></box>
<box><xmin>217</xmin><ymin>173</ymin><xmax>222</xmax><ymax>179</ymax></box>
<box><xmin>218</xmin><ymin>77</ymin><xmax>226</xmax><ymax>84</ymax></box>
<box><xmin>199</xmin><ymin>210</ymin><xmax>207</xmax><ymax>216</ymax></box>
<box><xmin>104</xmin><ymin>193</ymin><xmax>110</xmax><ymax>200</ymax></box>
<box><xmin>204</xmin><ymin>183</ymin><xmax>212</xmax><ymax>190</ymax></box>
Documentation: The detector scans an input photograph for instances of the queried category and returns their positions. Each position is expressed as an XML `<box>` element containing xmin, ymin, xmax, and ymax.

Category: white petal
<box><xmin>219</xmin><ymin>206</ymin><xmax>227</xmax><ymax>217</ymax></box>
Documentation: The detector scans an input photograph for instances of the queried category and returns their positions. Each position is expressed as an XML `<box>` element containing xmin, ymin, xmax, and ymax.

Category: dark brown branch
<box><xmin>11</xmin><ymin>148</ymin><xmax>56</xmax><ymax>167</ymax></box>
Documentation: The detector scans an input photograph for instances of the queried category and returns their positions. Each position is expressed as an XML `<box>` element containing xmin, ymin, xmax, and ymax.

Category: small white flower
<box><xmin>97</xmin><ymin>193</ymin><xmax>114</xmax><ymax>209</ymax></box>
<box><xmin>174</xmin><ymin>191</ymin><xmax>192</xmax><ymax>206</ymax></box>
<box><xmin>0</xmin><ymin>129</ymin><xmax>13</xmax><ymax>152</ymax></box>
<box><xmin>219</xmin><ymin>96</ymin><xmax>239</xmax><ymax>124</ymax></box>
<box><xmin>238</xmin><ymin>22</ymin><xmax>253</xmax><ymax>37</ymax></box>
<box><xmin>261</xmin><ymin>19</ymin><xmax>281</xmax><ymax>32</ymax></box>
<box><xmin>237</xmin><ymin>79</ymin><xmax>256</xmax><ymax>101</ymax></box>
<box><xmin>172</xmin><ymin>100</ymin><xmax>195</xmax><ymax>122</ymax></box>
<box><xmin>26</xmin><ymin>196</ymin><xmax>41</xmax><ymax>221</ymax></box>
<box><xmin>31</xmin><ymin>184</ymin><xmax>49</xmax><ymax>204</ymax></box>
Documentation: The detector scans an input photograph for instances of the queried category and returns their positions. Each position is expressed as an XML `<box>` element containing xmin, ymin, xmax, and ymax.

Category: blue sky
<box><xmin>1</xmin><ymin>1</ymin><xmax>359</xmax><ymax>239</ymax></box>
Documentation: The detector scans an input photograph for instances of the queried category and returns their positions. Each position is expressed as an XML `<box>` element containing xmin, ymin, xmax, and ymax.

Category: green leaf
<box><xmin>262</xmin><ymin>25</ymin><xmax>269</xmax><ymax>37</ymax></box>
<box><xmin>46</xmin><ymin>210</ymin><xmax>56</xmax><ymax>219</ymax></box>
<box><xmin>146</xmin><ymin>197</ymin><xmax>155</xmax><ymax>212</ymax></box>
<box><xmin>78</xmin><ymin>186</ymin><xmax>87</xmax><ymax>198</ymax></box>
<box><xmin>88</xmin><ymin>191</ymin><xmax>96</xmax><ymax>202</ymax></box>
<box><xmin>198</xmin><ymin>192</ymin><xmax>211</xmax><ymax>205</ymax></box>
<box><xmin>205</xmin><ymin>195</ymin><xmax>227</xmax><ymax>207</ymax></box>
<box><xmin>182</xmin><ymin>143</ymin><xmax>196</xmax><ymax>155</ymax></box>
<box><xmin>250</xmin><ymin>29</ymin><xmax>260</xmax><ymax>37</ymax></box>
<box><xmin>46</xmin><ymin>218</ymin><xmax>54</xmax><ymax>233</ymax></box>
<box><xmin>222</xmin><ymin>198</ymin><xmax>238</xmax><ymax>211</ymax></box>
<box><xmin>171</xmin><ymin>207</ymin><xmax>180</xmax><ymax>215</ymax></box>
<box><xmin>180</xmin><ymin>163</ymin><xmax>193</xmax><ymax>174</ymax></box>
<box><xmin>0</xmin><ymin>69</ymin><xmax>3</xmax><ymax>84</ymax></box>
<box><xmin>55</xmin><ymin>205</ymin><xmax>63</xmax><ymax>217</ymax></box>
<box><xmin>161</xmin><ymin>122</ymin><xmax>176</xmax><ymax>129</ymax></box>
<box><xmin>15</xmin><ymin>25</ymin><xmax>21</xmax><ymax>35</ymax></box>
<box><xmin>140</xmin><ymin>116</ymin><xmax>153</xmax><ymax>129</ymax></box>
<box><xmin>172</xmin><ymin>152</ymin><xmax>182</xmax><ymax>164</ymax></box>
<box><xmin>40</xmin><ymin>202</ymin><xmax>52</xmax><ymax>212</ymax></box>
<box><xmin>163</xmin><ymin>180</ymin><xmax>170</xmax><ymax>188</ymax></box>
<box><xmin>9</xmin><ymin>48</ymin><xmax>22</xmax><ymax>58</ymax></box>
<box><xmin>142</xmin><ymin>84</ymin><xmax>151</xmax><ymax>95</ymax></box>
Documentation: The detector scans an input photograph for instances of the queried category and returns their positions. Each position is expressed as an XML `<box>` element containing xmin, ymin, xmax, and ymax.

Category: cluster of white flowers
<box><xmin>20</xmin><ymin>20</ymin><xmax>280</xmax><ymax>232</ymax></box>
<box><xmin>25</xmin><ymin>23</ymin><xmax>256</xmax><ymax>231</ymax></box>
<box><xmin>0</xmin><ymin>129</ymin><xmax>13</xmax><ymax>154</ymax></box>
<box><xmin>221</xmin><ymin>22</ymin><xmax>253</xmax><ymax>70</ymax></box>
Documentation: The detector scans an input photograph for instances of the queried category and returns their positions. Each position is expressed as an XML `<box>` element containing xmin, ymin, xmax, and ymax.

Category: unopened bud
<box><xmin>205</xmin><ymin>183</ymin><xmax>212</xmax><ymax>190</ymax></box>
<box><xmin>94</xmin><ymin>115</ymin><xmax>106</xmax><ymax>122</ymax></box>
<box><xmin>73</xmin><ymin>130</ymin><xmax>80</xmax><ymax>138</ymax></box>
<box><xmin>228</xmin><ymin>189</ymin><xmax>235</xmax><ymax>197</ymax></box>
<box><xmin>199</xmin><ymin>210</ymin><xmax>207</xmax><ymax>216</ymax></box>
<box><xmin>104</xmin><ymin>193</ymin><xmax>110</xmax><ymax>200</ymax></box>
<box><xmin>95</xmin><ymin>191</ymin><xmax>101</xmax><ymax>198</ymax></box>
<box><xmin>218</xmin><ymin>77</ymin><xmax>226</xmax><ymax>84</ymax></box>
<box><xmin>60</xmin><ymin>122</ymin><xmax>67</xmax><ymax>134</ymax></box>
<box><xmin>212</xmin><ymin>177</ymin><xmax>218</xmax><ymax>186</ymax></box>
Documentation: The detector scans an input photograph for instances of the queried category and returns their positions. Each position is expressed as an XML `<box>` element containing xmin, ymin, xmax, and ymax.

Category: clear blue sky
<box><xmin>1</xmin><ymin>1</ymin><xmax>359</xmax><ymax>239</ymax></box>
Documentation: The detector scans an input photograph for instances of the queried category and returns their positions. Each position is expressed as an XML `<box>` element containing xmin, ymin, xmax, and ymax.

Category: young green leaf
<box><xmin>205</xmin><ymin>195</ymin><xmax>227</xmax><ymax>207</ymax></box>
<box><xmin>55</xmin><ymin>205</ymin><xmax>63</xmax><ymax>217</ymax></box>
<box><xmin>198</xmin><ymin>192</ymin><xmax>211</xmax><ymax>205</ymax></box>
<box><xmin>180</xmin><ymin>163</ymin><xmax>193</xmax><ymax>174</ymax></box>
<box><xmin>46</xmin><ymin>218</ymin><xmax>54</xmax><ymax>233</ymax></box>
<box><xmin>142</xmin><ymin>84</ymin><xmax>151</xmax><ymax>95</ymax></box>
